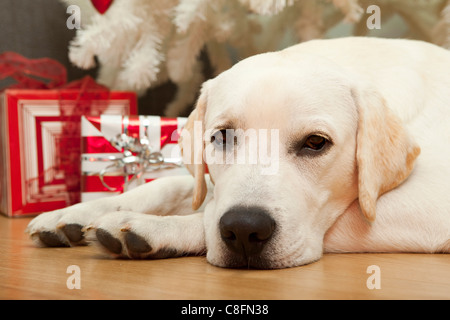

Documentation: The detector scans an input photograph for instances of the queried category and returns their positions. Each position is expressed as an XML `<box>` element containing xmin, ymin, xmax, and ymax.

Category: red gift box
<box><xmin>81</xmin><ymin>115</ymin><xmax>189</xmax><ymax>202</ymax></box>
<box><xmin>0</xmin><ymin>89</ymin><xmax>137</xmax><ymax>217</ymax></box>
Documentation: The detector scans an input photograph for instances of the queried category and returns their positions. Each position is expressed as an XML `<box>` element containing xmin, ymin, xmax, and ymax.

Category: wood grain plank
<box><xmin>1</xmin><ymin>215</ymin><xmax>449</xmax><ymax>300</ymax></box>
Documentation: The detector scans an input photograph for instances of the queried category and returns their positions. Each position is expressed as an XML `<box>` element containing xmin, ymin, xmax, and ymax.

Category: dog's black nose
<box><xmin>219</xmin><ymin>206</ymin><xmax>275</xmax><ymax>258</ymax></box>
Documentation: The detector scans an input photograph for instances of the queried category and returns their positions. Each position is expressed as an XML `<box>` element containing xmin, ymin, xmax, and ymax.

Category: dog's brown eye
<box><xmin>303</xmin><ymin>135</ymin><xmax>328</xmax><ymax>151</ymax></box>
<box><xmin>211</xmin><ymin>130</ymin><xmax>227</xmax><ymax>147</ymax></box>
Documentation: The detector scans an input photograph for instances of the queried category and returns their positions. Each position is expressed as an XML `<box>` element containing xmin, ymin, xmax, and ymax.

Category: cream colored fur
<box><xmin>27</xmin><ymin>37</ymin><xmax>450</xmax><ymax>268</ymax></box>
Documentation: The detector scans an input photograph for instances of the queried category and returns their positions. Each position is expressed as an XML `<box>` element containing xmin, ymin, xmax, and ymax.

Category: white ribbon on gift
<box><xmin>84</xmin><ymin>116</ymin><xmax>183</xmax><ymax>192</ymax></box>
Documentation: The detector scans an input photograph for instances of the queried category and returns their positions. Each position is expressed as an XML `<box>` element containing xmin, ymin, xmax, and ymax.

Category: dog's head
<box><xmin>179</xmin><ymin>51</ymin><xmax>420</xmax><ymax>269</ymax></box>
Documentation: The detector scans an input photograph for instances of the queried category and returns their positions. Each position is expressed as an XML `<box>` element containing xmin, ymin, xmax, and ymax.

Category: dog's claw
<box><xmin>120</xmin><ymin>224</ymin><xmax>131</xmax><ymax>232</ymax></box>
<box><xmin>83</xmin><ymin>225</ymin><xmax>94</xmax><ymax>232</ymax></box>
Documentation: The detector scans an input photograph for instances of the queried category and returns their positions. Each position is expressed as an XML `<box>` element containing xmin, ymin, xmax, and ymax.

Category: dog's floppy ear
<box><xmin>354</xmin><ymin>89</ymin><xmax>421</xmax><ymax>222</ymax></box>
<box><xmin>179</xmin><ymin>83</ymin><xmax>208</xmax><ymax>210</ymax></box>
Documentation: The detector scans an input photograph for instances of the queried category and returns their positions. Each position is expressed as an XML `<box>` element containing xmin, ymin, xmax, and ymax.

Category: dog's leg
<box><xmin>26</xmin><ymin>175</ymin><xmax>206</xmax><ymax>247</ymax></box>
<box><xmin>86</xmin><ymin>211</ymin><xmax>206</xmax><ymax>259</ymax></box>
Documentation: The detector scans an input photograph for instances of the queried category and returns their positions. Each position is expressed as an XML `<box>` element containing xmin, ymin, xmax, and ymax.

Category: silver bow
<box><xmin>96</xmin><ymin>132</ymin><xmax>182</xmax><ymax>192</ymax></box>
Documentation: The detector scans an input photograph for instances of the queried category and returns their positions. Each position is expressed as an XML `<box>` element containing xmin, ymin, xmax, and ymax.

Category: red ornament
<box><xmin>91</xmin><ymin>0</ymin><xmax>114</xmax><ymax>14</ymax></box>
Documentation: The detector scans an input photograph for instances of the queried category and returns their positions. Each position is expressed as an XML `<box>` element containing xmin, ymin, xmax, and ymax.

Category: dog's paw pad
<box><xmin>122</xmin><ymin>230</ymin><xmax>179</xmax><ymax>259</ymax></box>
<box><xmin>149</xmin><ymin>248</ymin><xmax>179</xmax><ymax>259</ymax></box>
<box><xmin>60</xmin><ymin>224</ymin><xmax>85</xmax><ymax>245</ymax></box>
<box><xmin>38</xmin><ymin>231</ymin><xmax>70</xmax><ymax>247</ymax></box>
<box><xmin>96</xmin><ymin>228</ymin><xmax>122</xmax><ymax>254</ymax></box>
<box><xmin>124</xmin><ymin>232</ymin><xmax>152</xmax><ymax>254</ymax></box>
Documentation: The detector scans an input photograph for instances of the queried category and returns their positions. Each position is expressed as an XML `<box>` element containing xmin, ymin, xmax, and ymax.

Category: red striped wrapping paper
<box><xmin>0</xmin><ymin>89</ymin><xmax>136</xmax><ymax>217</ymax></box>
<box><xmin>81</xmin><ymin>115</ymin><xmax>189</xmax><ymax>202</ymax></box>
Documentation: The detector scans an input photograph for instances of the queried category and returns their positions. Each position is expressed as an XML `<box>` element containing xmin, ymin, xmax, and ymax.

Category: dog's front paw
<box><xmin>26</xmin><ymin>210</ymin><xmax>71</xmax><ymax>247</ymax></box>
<box><xmin>87</xmin><ymin>211</ymin><xmax>205</xmax><ymax>259</ymax></box>
<box><xmin>26</xmin><ymin>203</ymin><xmax>106</xmax><ymax>247</ymax></box>
<box><xmin>93</xmin><ymin>227</ymin><xmax>179</xmax><ymax>259</ymax></box>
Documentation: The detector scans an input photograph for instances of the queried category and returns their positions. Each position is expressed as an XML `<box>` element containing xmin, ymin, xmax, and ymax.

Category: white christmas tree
<box><xmin>62</xmin><ymin>0</ymin><xmax>450</xmax><ymax>116</ymax></box>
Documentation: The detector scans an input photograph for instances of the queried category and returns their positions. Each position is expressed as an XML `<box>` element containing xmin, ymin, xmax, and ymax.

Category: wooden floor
<box><xmin>1</xmin><ymin>215</ymin><xmax>449</xmax><ymax>300</ymax></box>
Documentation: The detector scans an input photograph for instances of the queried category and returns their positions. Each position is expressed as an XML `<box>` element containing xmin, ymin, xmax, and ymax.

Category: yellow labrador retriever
<box><xmin>27</xmin><ymin>37</ymin><xmax>450</xmax><ymax>268</ymax></box>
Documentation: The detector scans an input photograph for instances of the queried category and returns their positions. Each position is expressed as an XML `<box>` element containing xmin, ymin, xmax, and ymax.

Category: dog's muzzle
<box><xmin>219</xmin><ymin>206</ymin><xmax>276</xmax><ymax>266</ymax></box>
